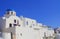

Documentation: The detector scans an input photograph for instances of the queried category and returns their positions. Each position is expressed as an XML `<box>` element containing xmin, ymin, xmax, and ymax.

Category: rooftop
<box><xmin>6</xmin><ymin>9</ymin><xmax>14</xmax><ymax>11</ymax></box>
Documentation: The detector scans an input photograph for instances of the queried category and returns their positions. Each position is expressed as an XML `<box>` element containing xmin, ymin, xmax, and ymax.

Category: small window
<box><xmin>26</xmin><ymin>21</ymin><xmax>28</xmax><ymax>25</ymax></box>
<box><xmin>54</xmin><ymin>31</ymin><xmax>56</xmax><ymax>33</ymax></box>
<box><xmin>9</xmin><ymin>23</ymin><xmax>12</xmax><ymax>27</ymax></box>
<box><xmin>13</xmin><ymin>24</ymin><xmax>17</xmax><ymax>26</ymax></box>
<box><xmin>14</xmin><ymin>20</ymin><xmax>16</xmax><ymax>23</ymax></box>
<box><xmin>20</xmin><ymin>33</ymin><xmax>22</xmax><ymax>36</ymax></box>
<box><xmin>11</xmin><ymin>12</ymin><xmax>13</xmax><ymax>15</ymax></box>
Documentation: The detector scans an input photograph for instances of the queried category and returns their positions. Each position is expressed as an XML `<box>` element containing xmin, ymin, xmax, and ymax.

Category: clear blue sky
<box><xmin>0</xmin><ymin>0</ymin><xmax>60</xmax><ymax>28</ymax></box>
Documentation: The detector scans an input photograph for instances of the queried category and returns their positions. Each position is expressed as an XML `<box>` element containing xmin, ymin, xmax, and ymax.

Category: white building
<box><xmin>0</xmin><ymin>9</ymin><xmax>55</xmax><ymax>39</ymax></box>
<box><xmin>54</xmin><ymin>27</ymin><xmax>60</xmax><ymax>39</ymax></box>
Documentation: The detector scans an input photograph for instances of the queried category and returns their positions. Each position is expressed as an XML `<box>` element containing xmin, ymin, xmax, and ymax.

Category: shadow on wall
<box><xmin>0</xmin><ymin>32</ymin><xmax>3</xmax><ymax>39</ymax></box>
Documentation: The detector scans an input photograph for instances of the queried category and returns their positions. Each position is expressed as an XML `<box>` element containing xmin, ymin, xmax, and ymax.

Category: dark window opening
<box><xmin>11</xmin><ymin>12</ymin><xmax>13</xmax><ymax>15</ymax></box>
<box><xmin>26</xmin><ymin>21</ymin><xmax>28</xmax><ymax>25</ymax></box>
<box><xmin>9</xmin><ymin>23</ymin><xmax>12</xmax><ymax>27</ymax></box>
<box><xmin>14</xmin><ymin>20</ymin><xmax>16</xmax><ymax>23</ymax></box>
<box><xmin>20</xmin><ymin>33</ymin><xmax>22</xmax><ymax>36</ymax></box>
<box><xmin>54</xmin><ymin>31</ymin><xmax>56</xmax><ymax>33</ymax></box>
<box><xmin>13</xmin><ymin>24</ymin><xmax>17</xmax><ymax>26</ymax></box>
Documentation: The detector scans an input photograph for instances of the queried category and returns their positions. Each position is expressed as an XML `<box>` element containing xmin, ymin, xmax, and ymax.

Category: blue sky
<box><xmin>0</xmin><ymin>0</ymin><xmax>60</xmax><ymax>28</ymax></box>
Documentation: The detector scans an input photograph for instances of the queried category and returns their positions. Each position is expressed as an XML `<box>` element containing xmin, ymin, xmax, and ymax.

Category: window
<box><xmin>11</xmin><ymin>12</ymin><xmax>13</xmax><ymax>15</ymax></box>
<box><xmin>14</xmin><ymin>20</ymin><xmax>16</xmax><ymax>23</ymax></box>
<box><xmin>26</xmin><ymin>21</ymin><xmax>28</xmax><ymax>25</ymax></box>
<box><xmin>9</xmin><ymin>23</ymin><xmax>12</xmax><ymax>27</ymax></box>
<box><xmin>13</xmin><ymin>24</ymin><xmax>17</xmax><ymax>26</ymax></box>
<box><xmin>20</xmin><ymin>33</ymin><xmax>22</xmax><ymax>36</ymax></box>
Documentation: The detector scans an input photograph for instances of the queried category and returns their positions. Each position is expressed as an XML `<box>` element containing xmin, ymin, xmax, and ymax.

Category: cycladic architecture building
<box><xmin>0</xmin><ymin>9</ymin><xmax>58</xmax><ymax>39</ymax></box>
<box><xmin>54</xmin><ymin>27</ymin><xmax>60</xmax><ymax>39</ymax></box>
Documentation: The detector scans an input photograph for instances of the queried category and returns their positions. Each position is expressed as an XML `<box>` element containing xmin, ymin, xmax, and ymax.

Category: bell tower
<box><xmin>4</xmin><ymin>9</ymin><xmax>16</xmax><ymax>17</ymax></box>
